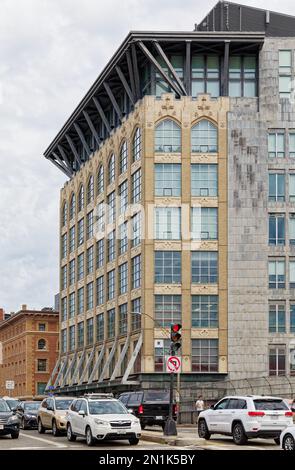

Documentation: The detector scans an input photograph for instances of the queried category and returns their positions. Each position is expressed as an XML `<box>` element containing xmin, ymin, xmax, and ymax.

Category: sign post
<box><xmin>5</xmin><ymin>380</ymin><xmax>15</xmax><ymax>397</ymax></box>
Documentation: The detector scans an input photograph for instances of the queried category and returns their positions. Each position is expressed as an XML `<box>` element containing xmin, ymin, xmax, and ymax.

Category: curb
<box><xmin>140</xmin><ymin>432</ymin><xmax>204</xmax><ymax>448</ymax></box>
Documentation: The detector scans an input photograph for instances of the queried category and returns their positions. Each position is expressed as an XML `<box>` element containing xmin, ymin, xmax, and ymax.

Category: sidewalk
<box><xmin>140</xmin><ymin>426</ymin><xmax>206</xmax><ymax>448</ymax></box>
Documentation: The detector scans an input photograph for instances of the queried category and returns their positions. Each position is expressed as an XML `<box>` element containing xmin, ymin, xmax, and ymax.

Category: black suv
<box><xmin>0</xmin><ymin>398</ymin><xmax>20</xmax><ymax>439</ymax></box>
<box><xmin>118</xmin><ymin>390</ymin><xmax>177</xmax><ymax>430</ymax></box>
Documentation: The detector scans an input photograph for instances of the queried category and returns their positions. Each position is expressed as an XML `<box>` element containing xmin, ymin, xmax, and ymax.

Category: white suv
<box><xmin>198</xmin><ymin>395</ymin><xmax>293</xmax><ymax>445</ymax></box>
<box><xmin>66</xmin><ymin>394</ymin><xmax>141</xmax><ymax>446</ymax></box>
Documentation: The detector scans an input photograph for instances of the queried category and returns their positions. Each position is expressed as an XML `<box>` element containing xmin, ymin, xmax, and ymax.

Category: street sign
<box><xmin>5</xmin><ymin>380</ymin><xmax>15</xmax><ymax>390</ymax></box>
<box><xmin>166</xmin><ymin>356</ymin><xmax>181</xmax><ymax>373</ymax></box>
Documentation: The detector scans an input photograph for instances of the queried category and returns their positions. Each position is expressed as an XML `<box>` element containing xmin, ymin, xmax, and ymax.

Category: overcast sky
<box><xmin>0</xmin><ymin>0</ymin><xmax>294</xmax><ymax>313</ymax></box>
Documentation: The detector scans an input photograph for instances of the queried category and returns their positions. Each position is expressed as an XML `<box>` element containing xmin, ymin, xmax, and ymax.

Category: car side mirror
<box><xmin>210</xmin><ymin>404</ymin><xmax>215</xmax><ymax>409</ymax></box>
<box><xmin>11</xmin><ymin>407</ymin><xmax>17</xmax><ymax>413</ymax></box>
<box><xmin>127</xmin><ymin>409</ymin><xmax>134</xmax><ymax>414</ymax></box>
<box><xmin>78</xmin><ymin>410</ymin><xmax>86</xmax><ymax>417</ymax></box>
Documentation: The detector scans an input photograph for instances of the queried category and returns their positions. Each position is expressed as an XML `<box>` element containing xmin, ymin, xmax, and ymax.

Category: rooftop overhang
<box><xmin>44</xmin><ymin>31</ymin><xmax>265</xmax><ymax>178</ymax></box>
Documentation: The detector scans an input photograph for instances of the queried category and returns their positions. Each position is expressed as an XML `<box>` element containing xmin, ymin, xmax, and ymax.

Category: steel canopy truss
<box><xmin>44</xmin><ymin>31</ymin><xmax>264</xmax><ymax>178</ymax></box>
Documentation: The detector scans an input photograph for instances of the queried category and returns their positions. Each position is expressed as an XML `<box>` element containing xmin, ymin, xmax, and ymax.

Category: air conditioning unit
<box><xmin>154</xmin><ymin>339</ymin><xmax>164</xmax><ymax>348</ymax></box>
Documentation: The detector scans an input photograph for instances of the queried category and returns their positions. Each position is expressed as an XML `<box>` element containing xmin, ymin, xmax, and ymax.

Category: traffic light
<box><xmin>170</xmin><ymin>323</ymin><xmax>182</xmax><ymax>353</ymax></box>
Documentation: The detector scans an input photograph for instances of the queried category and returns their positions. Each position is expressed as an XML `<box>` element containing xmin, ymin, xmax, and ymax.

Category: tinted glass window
<box><xmin>128</xmin><ymin>393</ymin><xmax>144</xmax><ymax>406</ymax></box>
<box><xmin>119</xmin><ymin>394</ymin><xmax>129</xmax><ymax>405</ymax></box>
<box><xmin>0</xmin><ymin>400</ymin><xmax>10</xmax><ymax>412</ymax></box>
<box><xmin>73</xmin><ymin>400</ymin><xmax>82</xmax><ymax>412</ymax></box>
<box><xmin>55</xmin><ymin>399</ymin><xmax>73</xmax><ymax>410</ymax></box>
<box><xmin>24</xmin><ymin>402</ymin><xmax>41</xmax><ymax>411</ymax></box>
<box><xmin>254</xmin><ymin>399</ymin><xmax>288</xmax><ymax>411</ymax></box>
<box><xmin>88</xmin><ymin>401</ymin><xmax>127</xmax><ymax>415</ymax></box>
<box><xmin>47</xmin><ymin>399</ymin><xmax>54</xmax><ymax>409</ymax></box>
<box><xmin>6</xmin><ymin>399</ymin><xmax>20</xmax><ymax>410</ymax></box>
<box><xmin>214</xmin><ymin>399</ymin><xmax>229</xmax><ymax>410</ymax></box>
<box><xmin>143</xmin><ymin>391</ymin><xmax>170</xmax><ymax>402</ymax></box>
<box><xmin>227</xmin><ymin>399</ymin><xmax>239</xmax><ymax>410</ymax></box>
<box><xmin>80</xmin><ymin>401</ymin><xmax>88</xmax><ymax>414</ymax></box>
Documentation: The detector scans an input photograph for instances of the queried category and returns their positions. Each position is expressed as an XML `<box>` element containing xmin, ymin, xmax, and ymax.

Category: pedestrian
<box><xmin>195</xmin><ymin>395</ymin><xmax>205</xmax><ymax>420</ymax></box>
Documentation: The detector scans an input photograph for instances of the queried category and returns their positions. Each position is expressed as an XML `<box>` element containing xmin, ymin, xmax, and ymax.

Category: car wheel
<box><xmin>52</xmin><ymin>420</ymin><xmax>60</xmax><ymax>437</ymax></box>
<box><xmin>38</xmin><ymin>419</ymin><xmax>45</xmax><ymax>434</ymax></box>
<box><xmin>274</xmin><ymin>437</ymin><xmax>281</xmax><ymax>445</ymax></box>
<box><xmin>86</xmin><ymin>426</ymin><xmax>95</xmax><ymax>447</ymax></box>
<box><xmin>198</xmin><ymin>419</ymin><xmax>211</xmax><ymax>440</ymax></box>
<box><xmin>11</xmin><ymin>430</ymin><xmax>19</xmax><ymax>439</ymax></box>
<box><xmin>232</xmin><ymin>423</ymin><xmax>247</xmax><ymax>445</ymax></box>
<box><xmin>283</xmin><ymin>434</ymin><xmax>295</xmax><ymax>451</ymax></box>
<box><xmin>129</xmin><ymin>437</ymin><xmax>139</xmax><ymax>445</ymax></box>
<box><xmin>67</xmin><ymin>424</ymin><xmax>76</xmax><ymax>442</ymax></box>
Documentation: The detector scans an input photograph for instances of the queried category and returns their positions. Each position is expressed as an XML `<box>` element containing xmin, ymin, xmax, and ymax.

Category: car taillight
<box><xmin>138</xmin><ymin>405</ymin><xmax>144</xmax><ymax>414</ymax></box>
<box><xmin>248</xmin><ymin>411</ymin><xmax>265</xmax><ymax>417</ymax></box>
<box><xmin>173</xmin><ymin>404</ymin><xmax>178</xmax><ymax>414</ymax></box>
<box><xmin>285</xmin><ymin>411</ymin><xmax>293</xmax><ymax>417</ymax></box>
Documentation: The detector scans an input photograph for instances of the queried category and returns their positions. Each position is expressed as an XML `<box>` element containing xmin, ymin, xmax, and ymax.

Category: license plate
<box><xmin>156</xmin><ymin>416</ymin><xmax>163</xmax><ymax>420</ymax></box>
<box><xmin>0</xmin><ymin>425</ymin><xmax>3</xmax><ymax>430</ymax></box>
<box><xmin>118</xmin><ymin>430</ymin><xmax>126</xmax><ymax>434</ymax></box>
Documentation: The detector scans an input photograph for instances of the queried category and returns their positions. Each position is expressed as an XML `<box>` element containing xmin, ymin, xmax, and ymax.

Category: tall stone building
<box><xmin>45</xmin><ymin>2</ymin><xmax>295</xmax><ymax>398</ymax></box>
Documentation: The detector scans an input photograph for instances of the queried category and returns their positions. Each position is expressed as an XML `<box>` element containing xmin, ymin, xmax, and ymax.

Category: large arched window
<box><xmin>78</xmin><ymin>185</ymin><xmax>84</xmax><ymax>212</ymax></box>
<box><xmin>38</xmin><ymin>339</ymin><xmax>46</xmax><ymax>350</ymax></box>
<box><xmin>132</xmin><ymin>127</ymin><xmax>141</xmax><ymax>162</ymax></box>
<box><xmin>97</xmin><ymin>165</ymin><xmax>104</xmax><ymax>195</ymax></box>
<box><xmin>87</xmin><ymin>175</ymin><xmax>94</xmax><ymax>204</ymax></box>
<box><xmin>155</xmin><ymin>119</ymin><xmax>181</xmax><ymax>153</ymax></box>
<box><xmin>119</xmin><ymin>141</ymin><xmax>128</xmax><ymax>174</ymax></box>
<box><xmin>191</xmin><ymin>120</ymin><xmax>218</xmax><ymax>153</ymax></box>
<box><xmin>62</xmin><ymin>202</ymin><xmax>67</xmax><ymax>227</ymax></box>
<box><xmin>69</xmin><ymin>193</ymin><xmax>76</xmax><ymax>220</ymax></box>
<box><xmin>108</xmin><ymin>154</ymin><xmax>115</xmax><ymax>184</ymax></box>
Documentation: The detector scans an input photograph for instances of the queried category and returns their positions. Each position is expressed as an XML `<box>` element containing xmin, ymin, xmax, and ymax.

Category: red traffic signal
<box><xmin>171</xmin><ymin>323</ymin><xmax>182</xmax><ymax>343</ymax></box>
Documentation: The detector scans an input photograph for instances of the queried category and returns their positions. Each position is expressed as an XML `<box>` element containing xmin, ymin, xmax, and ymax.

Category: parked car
<box><xmin>118</xmin><ymin>390</ymin><xmax>177</xmax><ymax>430</ymax></box>
<box><xmin>280</xmin><ymin>425</ymin><xmax>295</xmax><ymax>450</ymax></box>
<box><xmin>17</xmin><ymin>401</ymin><xmax>42</xmax><ymax>430</ymax></box>
<box><xmin>197</xmin><ymin>395</ymin><xmax>293</xmax><ymax>445</ymax></box>
<box><xmin>66</xmin><ymin>393</ymin><xmax>141</xmax><ymax>446</ymax></box>
<box><xmin>37</xmin><ymin>396</ymin><xmax>75</xmax><ymax>436</ymax></box>
<box><xmin>2</xmin><ymin>396</ymin><xmax>21</xmax><ymax>411</ymax></box>
<box><xmin>0</xmin><ymin>398</ymin><xmax>20</xmax><ymax>439</ymax></box>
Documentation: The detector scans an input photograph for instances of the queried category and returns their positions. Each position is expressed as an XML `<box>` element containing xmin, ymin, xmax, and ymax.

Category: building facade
<box><xmin>0</xmin><ymin>306</ymin><xmax>59</xmax><ymax>398</ymax></box>
<box><xmin>45</xmin><ymin>2</ymin><xmax>295</xmax><ymax>398</ymax></box>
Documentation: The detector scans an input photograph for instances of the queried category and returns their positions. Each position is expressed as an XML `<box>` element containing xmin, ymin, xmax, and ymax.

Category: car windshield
<box><xmin>254</xmin><ymin>399</ymin><xmax>289</xmax><ymax>411</ymax></box>
<box><xmin>143</xmin><ymin>391</ymin><xmax>170</xmax><ymax>402</ymax></box>
<box><xmin>24</xmin><ymin>402</ymin><xmax>41</xmax><ymax>411</ymax></box>
<box><xmin>88</xmin><ymin>400</ymin><xmax>127</xmax><ymax>415</ymax></box>
<box><xmin>55</xmin><ymin>400</ymin><xmax>73</xmax><ymax>410</ymax></box>
<box><xmin>6</xmin><ymin>400</ymin><xmax>19</xmax><ymax>409</ymax></box>
<box><xmin>0</xmin><ymin>400</ymin><xmax>11</xmax><ymax>412</ymax></box>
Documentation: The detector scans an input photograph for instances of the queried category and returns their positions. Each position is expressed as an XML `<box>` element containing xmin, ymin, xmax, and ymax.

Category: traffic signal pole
<box><xmin>163</xmin><ymin>343</ymin><xmax>178</xmax><ymax>436</ymax></box>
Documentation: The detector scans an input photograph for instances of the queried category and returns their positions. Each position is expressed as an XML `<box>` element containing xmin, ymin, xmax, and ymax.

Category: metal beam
<box><xmin>58</xmin><ymin>145</ymin><xmax>72</xmax><ymax>171</ymax></box>
<box><xmin>83</xmin><ymin>110</ymin><xmax>101</xmax><ymax>147</ymax></box>
<box><xmin>153</xmin><ymin>41</ymin><xmax>187</xmax><ymax>95</ymax></box>
<box><xmin>61</xmin><ymin>352</ymin><xmax>77</xmax><ymax>387</ymax></box>
<box><xmin>54</xmin><ymin>356</ymin><xmax>68</xmax><ymax>388</ymax></box>
<box><xmin>74</xmin><ymin>123</ymin><xmax>91</xmax><ymax>157</ymax></box>
<box><xmin>65</xmin><ymin>134</ymin><xmax>82</xmax><ymax>167</ymax></box>
<box><xmin>103</xmin><ymin>82</ymin><xmax>123</xmax><ymax>121</ymax></box>
<box><xmin>126</xmin><ymin>49</ymin><xmax>136</xmax><ymax>98</ymax></box>
<box><xmin>122</xmin><ymin>334</ymin><xmax>142</xmax><ymax>384</ymax></box>
<box><xmin>185</xmin><ymin>41</ymin><xmax>191</xmax><ymax>94</ymax></box>
<box><xmin>116</xmin><ymin>66</ymin><xmax>135</xmax><ymax>105</ymax></box>
<box><xmin>45</xmin><ymin>356</ymin><xmax>61</xmax><ymax>391</ymax></box>
<box><xmin>88</xmin><ymin>345</ymin><xmax>105</xmax><ymax>383</ymax></box>
<box><xmin>110</xmin><ymin>337</ymin><xmax>130</xmax><ymax>381</ymax></box>
<box><xmin>131</xmin><ymin>43</ymin><xmax>141</xmax><ymax>100</ymax></box>
<box><xmin>48</xmin><ymin>156</ymin><xmax>72</xmax><ymax>178</ymax></box>
<box><xmin>98</xmin><ymin>340</ymin><xmax>117</xmax><ymax>383</ymax></box>
<box><xmin>92</xmin><ymin>97</ymin><xmax>111</xmax><ymax>133</ymax></box>
<box><xmin>223</xmin><ymin>40</ymin><xmax>230</xmax><ymax>96</ymax></box>
<box><xmin>70</xmin><ymin>350</ymin><xmax>86</xmax><ymax>385</ymax></box>
<box><xmin>78</xmin><ymin>346</ymin><xmax>95</xmax><ymax>385</ymax></box>
<box><xmin>52</xmin><ymin>152</ymin><xmax>73</xmax><ymax>177</ymax></box>
<box><xmin>137</xmin><ymin>41</ymin><xmax>183</xmax><ymax>97</ymax></box>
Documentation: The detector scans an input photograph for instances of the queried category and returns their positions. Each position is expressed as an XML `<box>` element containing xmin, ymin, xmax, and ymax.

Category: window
<box><xmin>229</xmin><ymin>55</ymin><xmax>257</xmax><ymax>97</ymax></box>
<box><xmin>69</xmin><ymin>292</ymin><xmax>75</xmax><ymax>318</ymax></box>
<box><xmin>97</xmin><ymin>166</ymin><xmax>104</xmax><ymax>195</ymax></box>
<box><xmin>108</xmin><ymin>154</ymin><xmax>115</xmax><ymax>184</ymax></box>
<box><xmin>132</xmin><ymin>212</ymin><xmax>141</xmax><ymax>247</ymax></box>
<box><xmin>107</xmin><ymin>191</ymin><xmax>116</xmax><ymax>224</ymax></box>
<box><xmin>97</xmin><ymin>202</ymin><xmax>105</xmax><ymax>234</ymax></box>
<box><xmin>69</xmin><ymin>226</ymin><xmax>75</xmax><ymax>252</ymax></box>
<box><xmin>87</xmin><ymin>176</ymin><xmax>94</xmax><ymax>204</ymax></box>
<box><xmin>119</xmin><ymin>141</ymin><xmax>128</xmax><ymax>174</ymax></box>
<box><xmin>37</xmin><ymin>359</ymin><xmax>47</xmax><ymax>372</ymax></box>
<box><xmin>37</xmin><ymin>383</ymin><xmax>47</xmax><ymax>395</ymax></box>
<box><xmin>61</xmin><ymin>265</ymin><xmax>67</xmax><ymax>290</ymax></box>
<box><xmin>290</xmin><ymin>260</ymin><xmax>295</xmax><ymax>288</ymax></box>
<box><xmin>78</xmin><ymin>185</ymin><xmax>84</xmax><ymax>212</ymax></box>
<box><xmin>155</xmin><ymin>55</ymin><xmax>183</xmax><ymax>98</ymax></box>
<box><xmin>119</xmin><ymin>180</ymin><xmax>128</xmax><ymax>214</ymax></box>
<box><xmin>132</xmin><ymin>255</ymin><xmax>141</xmax><ymax>289</ymax></box>
<box><xmin>77</xmin><ymin>322</ymin><xmax>84</xmax><ymax>348</ymax></box>
<box><xmin>268</xmin><ymin>214</ymin><xmax>285</xmax><ymax>245</ymax></box>
<box><xmin>77</xmin><ymin>253</ymin><xmax>84</xmax><ymax>281</ymax></box>
<box><xmin>192</xmin><ymin>295</ymin><xmax>218</xmax><ymax>328</ymax></box>
<box><xmin>289</xmin><ymin>133</ymin><xmax>295</xmax><ymax>157</ymax></box>
<box><xmin>191</xmin><ymin>164</ymin><xmax>217</xmax><ymax>196</ymax></box>
<box><xmin>77</xmin><ymin>287</ymin><xmax>84</xmax><ymax>314</ymax></box>
<box><xmin>87</xmin><ymin>246</ymin><xmax>94</xmax><ymax>274</ymax></box>
<box><xmin>155</xmin><ymin>339</ymin><xmax>171</xmax><ymax>372</ymax></box>
<box><xmin>96</xmin><ymin>276</ymin><xmax>104</xmax><ymax>306</ymax></box>
<box><xmin>191</xmin><ymin>207</ymin><xmax>218</xmax><ymax>240</ymax></box>
<box><xmin>87</xmin><ymin>318</ymin><xmax>93</xmax><ymax>345</ymax></box>
<box><xmin>61</xmin><ymin>329</ymin><xmax>67</xmax><ymax>353</ymax></box>
<box><xmin>78</xmin><ymin>218</ymin><xmax>84</xmax><ymax>245</ymax></box>
<box><xmin>61</xmin><ymin>233</ymin><xmax>67</xmax><ymax>259</ymax></box>
<box><xmin>70</xmin><ymin>193</ymin><xmax>76</xmax><ymax>220</ymax></box>
<box><xmin>131</xmin><ymin>298</ymin><xmax>141</xmax><ymax>331</ymax></box>
<box><xmin>191</xmin><ymin>55</ymin><xmax>220</xmax><ymax>97</ymax></box>
<box><xmin>119</xmin><ymin>262</ymin><xmax>128</xmax><ymax>295</ymax></box>
<box><xmin>131</xmin><ymin>169</ymin><xmax>141</xmax><ymax>203</ymax></box>
<box><xmin>62</xmin><ymin>202</ymin><xmax>67</xmax><ymax>227</ymax></box>
<box><xmin>155</xmin><ymin>164</ymin><xmax>181</xmax><ymax>197</ymax></box>
<box><xmin>86</xmin><ymin>282</ymin><xmax>94</xmax><ymax>310</ymax></box>
<box><xmin>268</xmin><ymin>132</ymin><xmax>285</xmax><ymax>158</ymax></box>
<box><xmin>269</xmin><ymin>346</ymin><xmax>286</xmax><ymax>376</ymax></box>
<box><xmin>154</xmin><ymin>207</ymin><xmax>181</xmax><ymax>240</ymax></box>
<box><xmin>269</xmin><ymin>173</ymin><xmax>285</xmax><ymax>202</ymax></box>
<box><xmin>279</xmin><ymin>50</ymin><xmax>292</xmax><ymax>98</ymax></box>
<box><xmin>69</xmin><ymin>325</ymin><xmax>75</xmax><ymax>351</ymax></box>
<box><xmin>96</xmin><ymin>313</ymin><xmax>104</xmax><ymax>342</ymax></box>
<box><xmin>107</xmin><ymin>230</ymin><xmax>116</xmax><ymax>262</ymax></box>
<box><xmin>191</xmin><ymin>120</ymin><xmax>218</xmax><ymax>153</ymax></box>
<box><xmin>119</xmin><ymin>222</ymin><xmax>128</xmax><ymax>255</ymax></box>
<box><xmin>290</xmin><ymin>174</ymin><xmax>295</xmax><ymax>201</ymax></box>
<box><xmin>61</xmin><ymin>297</ymin><xmax>67</xmax><ymax>322</ymax></box>
<box><xmin>155</xmin><ymin>251</ymin><xmax>181</xmax><ymax>284</ymax></box>
<box><xmin>119</xmin><ymin>303</ymin><xmax>128</xmax><ymax>335</ymax></box>
<box><xmin>290</xmin><ymin>304</ymin><xmax>295</xmax><ymax>333</ymax></box>
<box><xmin>107</xmin><ymin>309</ymin><xmax>115</xmax><ymax>338</ymax></box>
<box><xmin>37</xmin><ymin>339</ymin><xmax>46</xmax><ymax>350</ymax></box>
<box><xmin>133</xmin><ymin>128</ymin><xmax>141</xmax><ymax>162</ymax></box>
<box><xmin>86</xmin><ymin>211</ymin><xmax>94</xmax><ymax>239</ymax></box>
<box><xmin>39</xmin><ymin>323</ymin><xmax>46</xmax><ymax>331</ymax></box>
<box><xmin>107</xmin><ymin>270</ymin><xmax>115</xmax><ymax>300</ymax></box>
<box><xmin>191</xmin><ymin>339</ymin><xmax>218</xmax><ymax>372</ymax></box>
<box><xmin>155</xmin><ymin>119</ymin><xmax>181</xmax><ymax>153</ymax></box>
<box><xmin>268</xmin><ymin>259</ymin><xmax>285</xmax><ymax>288</ymax></box>
<box><xmin>191</xmin><ymin>251</ymin><xmax>218</xmax><ymax>284</ymax></box>
<box><xmin>269</xmin><ymin>304</ymin><xmax>286</xmax><ymax>333</ymax></box>
<box><xmin>96</xmin><ymin>239</ymin><xmax>104</xmax><ymax>268</ymax></box>
<box><xmin>69</xmin><ymin>259</ymin><xmax>75</xmax><ymax>285</ymax></box>
<box><xmin>155</xmin><ymin>295</ymin><xmax>181</xmax><ymax>327</ymax></box>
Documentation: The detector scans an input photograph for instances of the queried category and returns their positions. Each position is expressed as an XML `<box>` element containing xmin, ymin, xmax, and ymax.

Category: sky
<box><xmin>0</xmin><ymin>0</ymin><xmax>294</xmax><ymax>313</ymax></box>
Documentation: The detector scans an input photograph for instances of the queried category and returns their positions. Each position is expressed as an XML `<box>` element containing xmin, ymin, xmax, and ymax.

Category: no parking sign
<box><xmin>166</xmin><ymin>356</ymin><xmax>181</xmax><ymax>373</ymax></box>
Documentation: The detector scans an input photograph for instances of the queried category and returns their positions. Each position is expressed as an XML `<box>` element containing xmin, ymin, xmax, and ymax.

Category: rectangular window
<box><xmin>77</xmin><ymin>252</ymin><xmax>84</xmax><ymax>281</ymax></box>
<box><xmin>119</xmin><ymin>303</ymin><xmax>128</xmax><ymax>335</ymax></box>
<box><xmin>107</xmin><ymin>309</ymin><xmax>115</xmax><ymax>338</ymax></box>
<box><xmin>69</xmin><ymin>292</ymin><xmax>75</xmax><ymax>318</ymax></box>
<box><xmin>289</xmin><ymin>133</ymin><xmax>295</xmax><ymax>157</ymax></box>
<box><xmin>131</xmin><ymin>169</ymin><xmax>141</xmax><ymax>203</ymax></box>
<box><xmin>77</xmin><ymin>322</ymin><xmax>84</xmax><ymax>348</ymax></box>
<box><xmin>61</xmin><ymin>329</ymin><xmax>67</xmax><ymax>353</ymax></box>
<box><xmin>96</xmin><ymin>239</ymin><xmax>104</xmax><ymax>269</ymax></box>
<box><xmin>191</xmin><ymin>251</ymin><xmax>218</xmax><ymax>284</ymax></box>
<box><xmin>155</xmin><ymin>295</ymin><xmax>181</xmax><ymax>327</ymax></box>
<box><xmin>155</xmin><ymin>339</ymin><xmax>171</xmax><ymax>372</ymax></box>
<box><xmin>119</xmin><ymin>180</ymin><xmax>128</xmax><ymax>215</ymax></box>
<box><xmin>269</xmin><ymin>304</ymin><xmax>286</xmax><ymax>333</ymax></box>
<box><xmin>269</xmin><ymin>346</ymin><xmax>286</xmax><ymax>376</ymax></box>
<box><xmin>268</xmin><ymin>259</ymin><xmax>285</xmax><ymax>289</ymax></box>
<box><xmin>69</xmin><ymin>226</ymin><xmax>75</xmax><ymax>252</ymax></box>
<box><xmin>97</xmin><ymin>202</ymin><xmax>105</xmax><ymax>233</ymax></box>
<box><xmin>131</xmin><ymin>298</ymin><xmax>141</xmax><ymax>331</ymax></box>
<box><xmin>191</xmin><ymin>339</ymin><xmax>218</xmax><ymax>372</ymax></box>
<box><xmin>78</xmin><ymin>218</ymin><xmax>84</xmax><ymax>245</ymax></box>
<box><xmin>37</xmin><ymin>383</ymin><xmax>47</xmax><ymax>395</ymax></box>
<box><xmin>61</xmin><ymin>297</ymin><xmax>67</xmax><ymax>322</ymax></box>
<box><xmin>107</xmin><ymin>269</ymin><xmax>115</xmax><ymax>300</ymax></box>
<box><xmin>86</xmin><ymin>318</ymin><xmax>93</xmax><ymax>345</ymax></box>
<box><xmin>69</xmin><ymin>259</ymin><xmax>75</xmax><ymax>285</ymax></box>
<box><xmin>86</xmin><ymin>211</ymin><xmax>94</xmax><ymax>239</ymax></box>
<box><xmin>191</xmin><ymin>164</ymin><xmax>218</xmax><ymax>197</ymax></box>
<box><xmin>192</xmin><ymin>295</ymin><xmax>218</xmax><ymax>328</ymax></box>
<box><xmin>154</xmin><ymin>207</ymin><xmax>181</xmax><ymax>240</ymax></box>
<box><xmin>154</xmin><ymin>164</ymin><xmax>181</xmax><ymax>197</ymax></box>
<box><xmin>132</xmin><ymin>212</ymin><xmax>141</xmax><ymax>247</ymax></box>
<box><xmin>268</xmin><ymin>132</ymin><xmax>285</xmax><ymax>158</ymax></box>
<box><xmin>61</xmin><ymin>265</ymin><xmax>67</xmax><ymax>290</ymax></box>
<box><xmin>107</xmin><ymin>230</ymin><xmax>116</xmax><ymax>262</ymax></box>
<box><xmin>290</xmin><ymin>174</ymin><xmax>295</xmax><ymax>201</ymax></box>
<box><xmin>61</xmin><ymin>233</ymin><xmax>67</xmax><ymax>258</ymax></box>
<box><xmin>156</xmin><ymin>55</ymin><xmax>183</xmax><ymax>98</ymax></box>
<box><xmin>37</xmin><ymin>359</ymin><xmax>47</xmax><ymax>372</ymax></box>
<box><xmin>119</xmin><ymin>222</ymin><xmax>128</xmax><ymax>255</ymax></box>
<box><xmin>191</xmin><ymin>207</ymin><xmax>218</xmax><ymax>240</ymax></box>
<box><xmin>155</xmin><ymin>251</ymin><xmax>181</xmax><ymax>284</ymax></box>
<box><xmin>77</xmin><ymin>287</ymin><xmax>84</xmax><ymax>314</ymax></box>
<box><xmin>107</xmin><ymin>191</ymin><xmax>116</xmax><ymax>224</ymax></box>
<box><xmin>279</xmin><ymin>50</ymin><xmax>292</xmax><ymax>98</ymax></box>
<box><xmin>96</xmin><ymin>313</ymin><xmax>104</xmax><ymax>342</ymax></box>
<box><xmin>191</xmin><ymin>54</ymin><xmax>220</xmax><ymax>98</ymax></box>
<box><xmin>69</xmin><ymin>325</ymin><xmax>75</xmax><ymax>351</ymax></box>
<box><xmin>229</xmin><ymin>55</ymin><xmax>257</xmax><ymax>97</ymax></box>
<box><xmin>86</xmin><ymin>282</ymin><xmax>94</xmax><ymax>310</ymax></box>
<box><xmin>290</xmin><ymin>260</ymin><xmax>295</xmax><ymax>288</ymax></box>
<box><xmin>269</xmin><ymin>173</ymin><xmax>285</xmax><ymax>201</ymax></box>
<box><xmin>132</xmin><ymin>255</ymin><xmax>141</xmax><ymax>289</ymax></box>
<box><xmin>290</xmin><ymin>304</ymin><xmax>295</xmax><ymax>333</ymax></box>
<box><xmin>268</xmin><ymin>214</ymin><xmax>285</xmax><ymax>245</ymax></box>
<box><xmin>96</xmin><ymin>275</ymin><xmax>104</xmax><ymax>306</ymax></box>
<box><xmin>87</xmin><ymin>246</ymin><xmax>94</xmax><ymax>274</ymax></box>
<box><xmin>119</xmin><ymin>262</ymin><xmax>128</xmax><ymax>295</ymax></box>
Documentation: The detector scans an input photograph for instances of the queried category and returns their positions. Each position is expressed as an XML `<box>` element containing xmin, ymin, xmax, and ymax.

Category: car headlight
<box><xmin>56</xmin><ymin>415</ymin><xmax>65</xmax><ymax>422</ymax></box>
<box><xmin>8</xmin><ymin>415</ymin><xmax>19</xmax><ymax>424</ymax></box>
<box><xmin>132</xmin><ymin>420</ymin><xmax>140</xmax><ymax>426</ymax></box>
<box><xmin>26</xmin><ymin>414</ymin><xmax>36</xmax><ymax>419</ymax></box>
<box><xmin>94</xmin><ymin>419</ymin><xmax>109</xmax><ymax>426</ymax></box>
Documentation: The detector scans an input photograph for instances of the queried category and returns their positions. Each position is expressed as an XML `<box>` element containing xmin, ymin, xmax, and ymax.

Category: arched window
<box><xmin>78</xmin><ymin>185</ymin><xmax>84</xmax><ymax>212</ymax></box>
<box><xmin>62</xmin><ymin>202</ymin><xmax>67</xmax><ymax>227</ymax></box>
<box><xmin>132</xmin><ymin>128</ymin><xmax>141</xmax><ymax>162</ymax></box>
<box><xmin>87</xmin><ymin>175</ymin><xmax>94</xmax><ymax>204</ymax></box>
<box><xmin>69</xmin><ymin>193</ymin><xmax>76</xmax><ymax>220</ymax></box>
<box><xmin>97</xmin><ymin>165</ymin><xmax>104</xmax><ymax>195</ymax></box>
<box><xmin>191</xmin><ymin>120</ymin><xmax>218</xmax><ymax>153</ymax></box>
<box><xmin>38</xmin><ymin>339</ymin><xmax>46</xmax><ymax>350</ymax></box>
<box><xmin>119</xmin><ymin>141</ymin><xmax>128</xmax><ymax>174</ymax></box>
<box><xmin>155</xmin><ymin>119</ymin><xmax>181</xmax><ymax>153</ymax></box>
<box><xmin>108</xmin><ymin>154</ymin><xmax>115</xmax><ymax>184</ymax></box>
